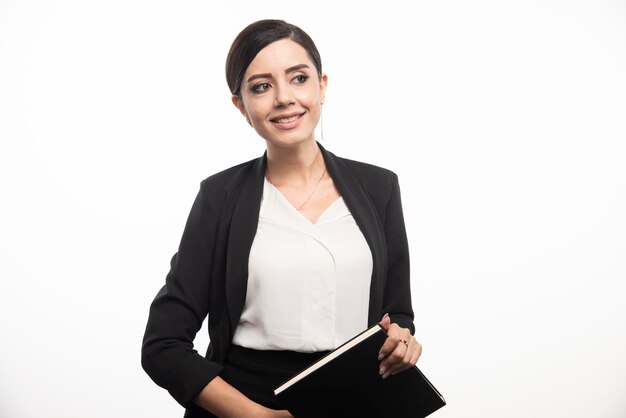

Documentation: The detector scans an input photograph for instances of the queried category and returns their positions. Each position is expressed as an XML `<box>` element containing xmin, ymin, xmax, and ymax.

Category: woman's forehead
<box><xmin>244</xmin><ymin>39</ymin><xmax>313</xmax><ymax>77</ymax></box>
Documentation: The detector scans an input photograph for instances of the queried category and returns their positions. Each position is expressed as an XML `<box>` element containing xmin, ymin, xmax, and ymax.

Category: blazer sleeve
<box><xmin>141</xmin><ymin>180</ymin><xmax>223</xmax><ymax>407</ymax></box>
<box><xmin>383</xmin><ymin>174</ymin><xmax>416</xmax><ymax>334</ymax></box>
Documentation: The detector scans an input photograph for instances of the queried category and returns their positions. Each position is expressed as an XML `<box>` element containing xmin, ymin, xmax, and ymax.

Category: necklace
<box><xmin>266</xmin><ymin>166</ymin><xmax>327</xmax><ymax>211</ymax></box>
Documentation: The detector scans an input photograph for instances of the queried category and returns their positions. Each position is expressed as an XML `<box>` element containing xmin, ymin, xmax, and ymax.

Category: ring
<box><xmin>401</xmin><ymin>339</ymin><xmax>409</xmax><ymax>347</ymax></box>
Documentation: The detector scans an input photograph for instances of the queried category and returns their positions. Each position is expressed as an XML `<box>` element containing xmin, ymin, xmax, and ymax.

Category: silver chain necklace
<box><xmin>267</xmin><ymin>167</ymin><xmax>327</xmax><ymax>211</ymax></box>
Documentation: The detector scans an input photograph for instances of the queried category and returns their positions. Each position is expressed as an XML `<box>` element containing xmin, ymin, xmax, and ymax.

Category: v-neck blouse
<box><xmin>231</xmin><ymin>178</ymin><xmax>374</xmax><ymax>352</ymax></box>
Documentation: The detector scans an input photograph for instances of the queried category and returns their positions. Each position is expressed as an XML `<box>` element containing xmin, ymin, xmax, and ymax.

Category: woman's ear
<box><xmin>232</xmin><ymin>95</ymin><xmax>245</xmax><ymax>115</ymax></box>
<box><xmin>320</xmin><ymin>73</ymin><xmax>328</xmax><ymax>104</ymax></box>
<box><xmin>232</xmin><ymin>95</ymin><xmax>253</xmax><ymax>126</ymax></box>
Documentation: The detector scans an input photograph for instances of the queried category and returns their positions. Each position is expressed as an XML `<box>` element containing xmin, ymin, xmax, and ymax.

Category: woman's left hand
<box><xmin>377</xmin><ymin>314</ymin><xmax>422</xmax><ymax>379</ymax></box>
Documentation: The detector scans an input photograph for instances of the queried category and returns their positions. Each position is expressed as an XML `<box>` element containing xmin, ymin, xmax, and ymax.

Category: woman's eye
<box><xmin>251</xmin><ymin>83</ymin><xmax>270</xmax><ymax>93</ymax></box>
<box><xmin>293</xmin><ymin>75</ymin><xmax>309</xmax><ymax>84</ymax></box>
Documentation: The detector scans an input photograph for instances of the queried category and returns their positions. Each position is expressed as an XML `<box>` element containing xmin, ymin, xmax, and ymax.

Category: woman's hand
<box><xmin>194</xmin><ymin>376</ymin><xmax>294</xmax><ymax>418</ymax></box>
<box><xmin>259</xmin><ymin>408</ymin><xmax>294</xmax><ymax>418</ymax></box>
<box><xmin>377</xmin><ymin>314</ymin><xmax>422</xmax><ymax>379</ymax></box>
<box><xmin>265</xmin><ymin>410</ymin><xmax>294</xmax><ymax>418</ymax></box>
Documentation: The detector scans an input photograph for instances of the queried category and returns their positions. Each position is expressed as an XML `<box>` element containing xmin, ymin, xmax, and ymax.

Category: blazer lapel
<box><xmin>225</xmin><ymin>154</ymin><xmax>267</xmax><ymax>335</ymax></box>
<box><xmin>319</xmin><ymin>144</ymin><xmax>386</xmax><ymax>325</ymax></box>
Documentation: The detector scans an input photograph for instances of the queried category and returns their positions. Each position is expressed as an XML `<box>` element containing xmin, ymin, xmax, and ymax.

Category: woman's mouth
<box><xmin>270</xmin><ymin>112</ymin><xmax>306</xmax><ymax>129</ymax></box>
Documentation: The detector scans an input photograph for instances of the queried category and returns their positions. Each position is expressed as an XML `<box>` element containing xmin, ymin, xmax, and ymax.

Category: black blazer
<box><xmin>141</xmin><ymin>143</ymin><xmax>414</xmax><ymax>409</ymax></box>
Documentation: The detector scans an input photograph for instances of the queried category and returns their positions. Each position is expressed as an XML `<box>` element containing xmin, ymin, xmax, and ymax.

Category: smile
<box><xmin>275</xmin><ymin>114</ymin><xmax>301</xmax><ymax>123</ymax></box>
<box><xmin>270</xmin><ymin>111</ymin><xmax>306</xmax><ymax>127</ymax></box>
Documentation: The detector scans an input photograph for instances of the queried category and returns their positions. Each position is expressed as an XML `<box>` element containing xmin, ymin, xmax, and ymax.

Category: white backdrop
<box><xmin>1</xmin><ymin>1</ymin><xmax>625</xmax><ymax>417</ymax></box>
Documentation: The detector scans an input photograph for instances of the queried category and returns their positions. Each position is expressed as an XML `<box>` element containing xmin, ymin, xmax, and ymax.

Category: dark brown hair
<box><xmin>225</xmin><ymin>19</ymin><xmax>323</xmax><ymax>97</ymax></box>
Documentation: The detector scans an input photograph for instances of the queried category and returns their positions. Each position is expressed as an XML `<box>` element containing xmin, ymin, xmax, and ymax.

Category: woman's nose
<box><xmin>273</xmin><ymin>82</ymin><xmax>295</xmax><ymax>107</ymax></box>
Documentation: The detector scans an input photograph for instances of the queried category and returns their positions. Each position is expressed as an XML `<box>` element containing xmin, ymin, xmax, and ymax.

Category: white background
<box><xmin>1</xmin><ymin>1</ymin><xmax>625</xmax><ymax>417</ymax></box>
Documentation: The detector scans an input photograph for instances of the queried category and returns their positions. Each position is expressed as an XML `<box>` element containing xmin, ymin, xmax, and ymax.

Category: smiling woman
<box><xmin>141</xmin><ymin>19</ymin><xmax>421</xmax><ymax>418</ymax></box>
<box><xmin>232</xmin><ymin>39</ymin><xmax>327</xmax><ymax>155</ymax></box>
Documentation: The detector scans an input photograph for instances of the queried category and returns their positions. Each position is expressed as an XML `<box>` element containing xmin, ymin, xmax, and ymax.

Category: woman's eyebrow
<box><xmin>284</xmin><ymin>63</ymin><xmax>310</xmax><ymax>73</ymax></box>
<box><xmin>246</xmin><ymin>64</ymin><xmax>311</xmax><ymax>84</ymax></box>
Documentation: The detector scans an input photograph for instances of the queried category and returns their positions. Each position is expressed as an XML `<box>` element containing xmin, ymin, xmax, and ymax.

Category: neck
<box><xmin>265</xmin><ymin>140</ymin><xmax>325</xmax><ymax>186</ymax></box>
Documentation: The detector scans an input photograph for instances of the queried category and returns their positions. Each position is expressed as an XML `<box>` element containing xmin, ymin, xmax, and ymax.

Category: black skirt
<box><xmin>184</xmin><ymin>345</ymin><xmax>328</xmax><ymax>417</ymax></box>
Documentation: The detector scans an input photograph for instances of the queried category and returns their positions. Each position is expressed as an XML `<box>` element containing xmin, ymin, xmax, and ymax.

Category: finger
<box><xmin>377</xmin><ymin>332</ymin><xmax>402</xmax><ymax>361</ymax></box>
<box><xmin>401</xmin><ymin>337</ymin><xmax>413</xmax><ymax>363</ymax></box>
<box><xmin>409</xmin><ymin>341</ymin><xmax>422</xmax><ymax>365</ymax></box>
<box><xmin>377</xmin><ymin>320</ymin><xmax>403</xmax><ymax>360</ymax></box>
<box><xmin>386</xmin><ymin>335</ymin><xmax>424</xmax><ymax>378</ymax></box>
<box><xmin>384</xmin><ymin>338</ymin><xmax>413</xmax><ymax>377</ymax></box>
<box><xmin>396</xmin><ymin>338</ymin><xmax>421</xmax><ymax>374</ymax></box>
<box><xmin>378</xmin><ymin>313</ymin><xmax>391</xmax><ymax>331</ymax></box>
<box><xmin>379</xmin><ymin>336</ymin><xmax>410</xmax><ymax>377</ymax></box>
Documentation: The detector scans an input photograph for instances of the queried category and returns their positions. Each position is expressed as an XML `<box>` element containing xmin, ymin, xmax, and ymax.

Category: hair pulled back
<box><xmin>225</xmin><ymin>19</ymin><xmax>323</xmax><ymax>98</ymax></box>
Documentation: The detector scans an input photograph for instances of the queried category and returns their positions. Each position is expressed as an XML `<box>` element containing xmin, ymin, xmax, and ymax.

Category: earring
<box><xmin>320</xmin><ymin>103</ymin><xmax>325</xmax><ymax>141</ymax></box>
<box><xmin>245</xmin><ymin>114</ymin><xmax>252</xmax><ymax>126</ymax></box>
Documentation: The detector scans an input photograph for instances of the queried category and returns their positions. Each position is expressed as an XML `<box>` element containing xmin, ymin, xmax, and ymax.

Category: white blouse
<box><xmin>231</xmin><ymin>178</ymin><xmax>373</xmax><ymax>352</ymax></box>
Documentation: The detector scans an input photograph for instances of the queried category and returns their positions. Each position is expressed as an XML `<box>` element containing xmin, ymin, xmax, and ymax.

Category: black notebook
<box><xmin>273</xmin><ymin>324</ymin><xmax>446</xmax><ymax>418</ymax></box>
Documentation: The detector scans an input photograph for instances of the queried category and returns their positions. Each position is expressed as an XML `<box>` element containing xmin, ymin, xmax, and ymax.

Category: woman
<box><xmin>141</xmin><ymin>19</ymin><xmax>422</xmax><ymax>418</ymax></box>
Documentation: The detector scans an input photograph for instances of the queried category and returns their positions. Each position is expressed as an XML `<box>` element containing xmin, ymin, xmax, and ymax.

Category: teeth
<box><xmin>275</xmin><ymin>114</ymin><xmax>300</xmax><ymax>123</ymax></box>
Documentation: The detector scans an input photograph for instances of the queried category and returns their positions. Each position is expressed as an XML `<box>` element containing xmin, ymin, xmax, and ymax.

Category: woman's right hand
<box><xmin>194</xmin><ymin>376</ymin><xmax>294</xmax><ymax>418</ymax></box>
<box><xmin>260</xmin><ymin>408</ymin><xmax>294</xmax><ymax>418</ymax></box>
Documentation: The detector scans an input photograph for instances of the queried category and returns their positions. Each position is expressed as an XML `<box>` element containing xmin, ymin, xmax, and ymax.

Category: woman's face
<box><xmin>233</xmin><ymin>39</ymin><xmax>327</xmax><ymax>148</ymax></box>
